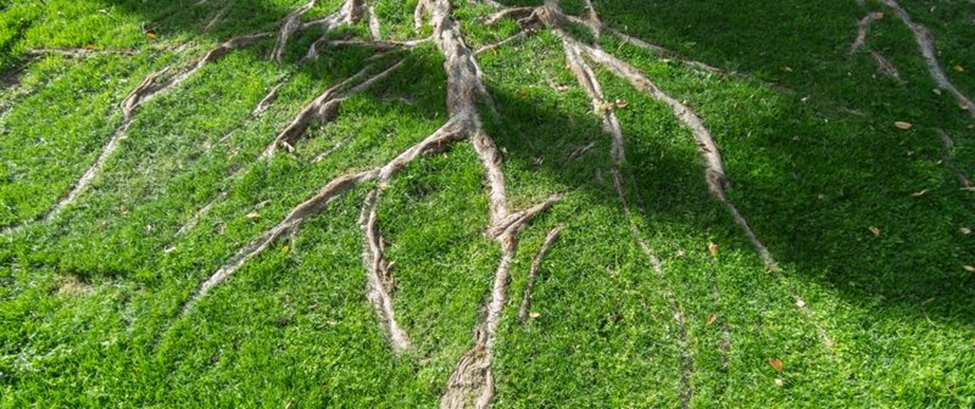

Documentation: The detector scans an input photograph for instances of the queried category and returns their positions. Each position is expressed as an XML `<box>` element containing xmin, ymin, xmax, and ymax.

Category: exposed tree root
<box><xmin>557</xmin><ymin>36</ymin><xmax>625</xmax><ymax>163</ymax></box>
<box><xmin>294</xmin><ymin>0</ymin><xmax>370</xmax><ymax>61</ymax></box>
<box><xmin>849</xmin><ymin>12</ymin><xmax>903</xmax><ymax>81</ymax></box>
<box><xmin>483</xmin><ymin>7</ymin><xmax>534</xmax><ymax>26</ymax></box>
<box><xmin>581</xmin><ymin>0</ymin><xmax>602</xmax><ymax>38</ymax></box>
<box><xmin>183</xmin><ymin>170</ymin><xmax>377</xmax><ymax>312</ymax></box>
<box><xmin>0</xmin><ymin>33</ymin><xmax>272</xmax><ymax>237</ymax></box>
<box><xmin>359</xmin><ymin>188</ymin><xmax>413</xmax><ymax>352</ymax></box>
<box><xmin>368</xmin><ymin>6</ymin><xmax>382</xmax><ymax>40</ymax></box>
<box><xmin>517</xmin><ymin>224</ymin><xmax>563</xmax><ymax>322</ymax></box>
<box><xmin>175</xmin><ymin>191</ymin><xmax>227</xmax><ymax>238</ymax></box>
<box><xmin>252</xmin><ymin>82</ymin><xmax>284</xmax><ymax>116</ymax></box>
<box><xmin>475</xmin><ymin>29</ymin><xmax>530</xmax><ymax>55</ymax></box>
<box><xmin>25</xmin><ymin>48</ymin><xmax>138</xmax><ymax>58</ymax></box>
<box><xmin>261</xmin><ymin>59</ymin><xmax>405</xmax><ymax>159</ymax></box>
<box><xmin>870</xmin><ymin>51</ymin><xmax>903</xmax><ymax>81</ymax></box>
<box><xmin>536</xmin><ymin>2</ymin><xmax>697</xmax><ymax>404</ymax></box>
<box><xmin>123</xmin><ymin>33</ymin><xmax>272</xmax><ymax>116</ymax></box>
<box><xmin>414</xmin><ymin>0</ymin><xmax>431</xmax><ymax>32</ymax></box>
<box><xmin>936</xmin><ymin>129</ymin><xmax>974</xmax><ymax>190</ymax></box>
<box><xmin>881</xmin><ymin>0</ymin><xmax>975</xmax><ymax>116</ymax></box>
<box><xmin>850</xmin><ymin>12</ymin><xmax>884</xmax><ymax>54</ymax></box>
<box><xmin>412</xmin><ymin>0</ymin><xmax>562</xmax><ymax>406</ymax></box>
<box><xmin>566</xmin><ymin>141</ymin><xmax>596</xmax><ymax>161</ymax></box>
<box><xmin>563</xmin><ymin>14</ymin><xmax>836</xmax><ymax>350</ymax></box>
<box><xmin>578</xmin><ymin>41</ymin><xmax>779</xmax><ymax>272</ymax></box>
<box><xmin>270</xmin><ymin>0</ymin><xmax>317</xmax><ymax>62</ymax></box>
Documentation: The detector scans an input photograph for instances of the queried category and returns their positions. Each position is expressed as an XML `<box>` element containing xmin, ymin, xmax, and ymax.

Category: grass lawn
<box><xmin>1</xmin><ymin>0</ymin><xmax>973</xmax><ymax>407</ymax></box>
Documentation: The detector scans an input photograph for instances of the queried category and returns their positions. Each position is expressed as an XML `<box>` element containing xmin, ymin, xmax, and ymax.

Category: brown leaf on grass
<box><xmin>614</xmin><ymin>99</ymin><xmax>629</xmax><ymax>109</ymax></box>
<box><xmin>869</xmin><ymin>226</ymin><xmax>881</xmax><ymax>236</ymax></box>
<box><xmin>768</xmin><ymin>358</ymin><xmax>784</xmax><ymax>372</ymax></box>
<box><xmin>708</xmin><ymin>241</ymin><xmax>719</xmax><ymax>257</ymax></box>
<box><xmin>706</xmin><ymin>314</ymin><xmax>717</xmax><ymax>326</ymax></box>
<box><xmin>894</xmin><ymin>121</ymin><xmax>912</xmax><ymax>130</ymax></box>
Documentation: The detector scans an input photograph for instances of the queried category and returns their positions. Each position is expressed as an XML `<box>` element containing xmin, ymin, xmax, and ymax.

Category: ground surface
<box><xmin>0</xmin><ymin>0</ymin><xmax>974</xmax><ymax>407</ymax></box>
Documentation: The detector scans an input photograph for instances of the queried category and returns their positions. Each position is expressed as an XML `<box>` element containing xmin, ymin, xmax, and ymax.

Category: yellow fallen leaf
<box><xmin>145</xmin><ymin>32</ymin><xmax>157</xmax><ymax>41</ymax></box>
<box><xmin>246</xmin><ymin>212</ymin><xmax>260</xmax><ymax>219</ymax></box>
<box><xmin>894</xmin><ymin>121</ymin><xmax>912</xmax><ymax>130</ymax></box>
<box><xmin>964</xmin><ymin>265</ymin><xmax>975</xmax><ymax>273</ymax></box>
<box><xmin>768</xmin><ymin>358</ymin><xmax>784</xmax><ymax>372</ymax></box>
<box><xmin>84</xmin><ymin>43</ymin><xmax>97</xmax><ymax>50</ymax></box>
<box><xmin>529</xmin><ymin>311</ymin><xmax>541</xmax><ymax>319</ymax></box>
<box><xmin>774</xmin><ymin>378</ymin><xmax>785</xmax><ymax>387</ymax></box>
<box><xmin>282</xmin><ymin>245</ymin><xmax>290</xmax><ymax>254</ymax></box>
<box><xmin>869</xmin><ymin>226</ymin><xmax>881</xmax><ymax>236</ymax></box>
<box><xmin>706</xmin><ymin>314</ymin><xmax>717</xmax><ymax>326</ymax></box>
<box><xmin>955</xmin><ymin>65</ymin><xmax>965</xmax><ymax>73</ymax></box>
<box><xmin>708</xmin><ymin>241</ymin><xmax>719</xmax><ymax>257</ymax></box>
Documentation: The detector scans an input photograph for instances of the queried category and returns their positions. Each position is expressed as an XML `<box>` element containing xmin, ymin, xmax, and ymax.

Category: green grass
<box><xmin>1</xmin><ymin>0</ymin><xmax>974</xmax><ymax>407</ymax></box>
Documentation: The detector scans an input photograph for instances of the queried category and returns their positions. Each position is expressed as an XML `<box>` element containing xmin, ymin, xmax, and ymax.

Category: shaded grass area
<box><xmin>1</xmin><ymin>0</ymin><xmax>974</xmax><ymax>407</ymax></box>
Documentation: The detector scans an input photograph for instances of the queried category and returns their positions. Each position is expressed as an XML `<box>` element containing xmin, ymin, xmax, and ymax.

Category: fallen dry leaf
<box><xmin>911</xmin><ymin>189</ymin><xmax>929</xmax><ymax>197</ymax></box>
<box><xmin>615</xmin><ymin>99</ymin><xmax>629</xmax><ymax>109</ymax></box>
<box><xmin>955</xmin><ymin>65</ymin><xmax>965</xmax><ymax>73</ymax></box>
<box><xmin>246</xmin><ymin>212</ymin><xmax>260</xmax><ymax>219</ymax></box>
<box><xmin>964</xmin><ymin>265</ymin><xmax>975</xmax><ymax>273</ymax></box>
<box><xmin>145</xmin><ymin>32</ymin><xmax>157</xmax><ymax>41</ymax></box>
<box><xmin>282</xmin><ymin>245</ymin><xmax>290</xmax><ymax>254</ymax></box>
<box><xmin>529</xmin><ymin>311</ymin><xmax>541</xmax><ymax>319</ymax></box>
<box><xmin>774</xmin><ymin>378</ymin><xmax>785</xmax><ymax>387</ymax></box>
<box><xmin>708</xmin><ymin>241</ymin><xmax>719</xmax><ymax>257</ymax></box>
<box><xmin>768</xmin><ymin>358</ymin><xmax>784</xmax><ymax>372</ymax></box>
<box><xmin>869</xmin><ymin>226</ymin><xmax>881</xmax><ymax>236</ymax></box>
<box><xmin>707</xmin><ymin>314</ymin><xmax>717</xmax><ymax>326</ymax></box>
<box><xmin>795</xmin><ymin>297</ymin><xmax>806</xmax><ymax>308</ymax></box>
<box><xmin>894</xmin><ymin>121</ymin><xmax>913</xmax><ymax>130</ymax></box>
<box><xmin>960</xmin><ymin>227</ymin><xmax>972</xmax><ymax>235</ymax></box>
